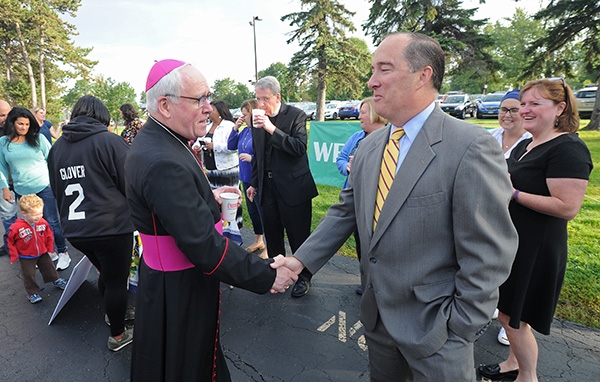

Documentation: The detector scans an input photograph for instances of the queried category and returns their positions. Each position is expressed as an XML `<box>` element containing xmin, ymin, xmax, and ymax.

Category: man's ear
<box><xmin>416</xmin><ymin>66</ymin><xmax>434</xmax><ymax>90</ymax></box>
<box><xmin>156</xmin><ymin>96</ymin><xmax>171</xmax><ymax>119</ymax></box>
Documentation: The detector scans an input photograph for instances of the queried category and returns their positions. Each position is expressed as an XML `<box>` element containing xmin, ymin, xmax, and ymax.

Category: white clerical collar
<box><xmin>269</xmin><ymin>102</ymin><xmax>282</xmax><ymax>118</ymax></box>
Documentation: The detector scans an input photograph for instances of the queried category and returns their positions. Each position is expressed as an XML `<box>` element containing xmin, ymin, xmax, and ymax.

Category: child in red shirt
<box><xmin>8</xmin><ymin>194</ymin><xmax>67</xmax><ymax>303</ymax></box>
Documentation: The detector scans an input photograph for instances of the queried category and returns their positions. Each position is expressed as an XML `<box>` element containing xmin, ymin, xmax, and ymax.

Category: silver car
<box><xmin>575</xmin><ymin>86</ymin><xmax>597</xmax><ymax>119</ymax></box>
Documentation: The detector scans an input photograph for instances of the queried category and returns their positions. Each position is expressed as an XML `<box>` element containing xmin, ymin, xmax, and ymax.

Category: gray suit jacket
<box><xmin>294</xmin><ymin>107</ymin><xmax>518</xmax><ymax>359</ymax></box>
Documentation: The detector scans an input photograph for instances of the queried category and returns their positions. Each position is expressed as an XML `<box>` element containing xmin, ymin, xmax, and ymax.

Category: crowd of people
<box><xmin>0</xmin><ymin>31</ymin><xmax>593</xmax><ymax>382</ymax></box>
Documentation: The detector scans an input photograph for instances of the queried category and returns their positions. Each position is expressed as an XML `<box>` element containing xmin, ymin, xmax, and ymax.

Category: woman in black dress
<box><xmin>479</xmin><ymin>79</ymin><xmax>593</xmax><ymax>381</ymax></box>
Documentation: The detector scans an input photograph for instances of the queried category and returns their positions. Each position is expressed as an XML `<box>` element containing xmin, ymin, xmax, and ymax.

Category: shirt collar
<box><xmin>269</xmin><ymin>102</ymin><xmax>282</xmax><ymax>118</ymax></box>
<box><xmin>389</xmin><ymin>101</ymin><xmax>436</xmax><ymax>142</ymax></box>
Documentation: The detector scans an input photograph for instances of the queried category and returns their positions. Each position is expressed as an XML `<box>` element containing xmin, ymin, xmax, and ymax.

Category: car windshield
<box><xmin>577</xmin><ymin>90</ymin><xmax>596</xmax><ymax>99</ymax></box>
<box><xmin>444</xmin><ymin>95</ymin><xmax>465</xmax><ymax>103</ymax></box>
<box><xmin>481</xmin><ymin>94</ymin><xmax>504</xmax><ymax>102</ymax></box>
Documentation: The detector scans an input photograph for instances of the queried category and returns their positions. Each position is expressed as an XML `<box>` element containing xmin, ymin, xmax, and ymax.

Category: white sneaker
<box><xmin>492</xmin><ymin>308</ymin><xmax>499</xmax><ymax>319</ymax></box>
<box><xmin>56</xmin><ymin>252</ymin><xmax>71</xmax><ymax>270</ymax></box>
<box><xmin>49</xmin><ymin>252</ymin><xmax>59</xmax><ymax>261</ymax></box>
<box><xmin>497</xmin><ymin>327</ymin><xmax>510</xmax><ymax>346</ymax></box>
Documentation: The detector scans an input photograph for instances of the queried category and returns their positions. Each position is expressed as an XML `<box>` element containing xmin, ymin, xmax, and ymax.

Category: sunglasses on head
<box><xmin>545</xmin><ymin>77</ymin><xmax>568</xmax><ymax>103</ymax></box>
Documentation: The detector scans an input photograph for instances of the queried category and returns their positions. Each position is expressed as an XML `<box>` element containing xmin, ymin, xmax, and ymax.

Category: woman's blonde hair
<box><xmin>19</xmin><ymin>194</ymin><xmax>44</xmax><ymax>213</ymax></box>
<box><xmin>360</xmin><ymin>97</ymin><xmax>388</xmax><ymax>125</ymax></box>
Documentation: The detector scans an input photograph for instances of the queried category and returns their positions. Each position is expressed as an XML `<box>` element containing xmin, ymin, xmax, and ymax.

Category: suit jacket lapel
<box><xmin>369</xmin><ymin>109</ymin><xmax>444</xmax><ymax>248</ymax></box>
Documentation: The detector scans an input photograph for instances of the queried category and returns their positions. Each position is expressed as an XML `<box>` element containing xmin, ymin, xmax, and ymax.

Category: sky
<box><xmin>64</xmin><ymin>0</ymin><xmax>546</xmax><ymax>97</ymax></box>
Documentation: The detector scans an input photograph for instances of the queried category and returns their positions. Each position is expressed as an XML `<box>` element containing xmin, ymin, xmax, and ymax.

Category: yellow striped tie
<box><xmin>373</xmin><ymin>128</ymin><xmax>405</xmax><ymax>230</ymax></box>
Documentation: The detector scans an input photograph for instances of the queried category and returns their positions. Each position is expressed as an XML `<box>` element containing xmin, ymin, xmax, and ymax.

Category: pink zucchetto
<box><xmin>145</xmin><ymin>59</ymin><xmax>186</xmax><ymax>92</ymax></box>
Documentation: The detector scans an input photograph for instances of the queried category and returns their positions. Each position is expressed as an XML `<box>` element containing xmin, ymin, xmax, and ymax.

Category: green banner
<box><xmin>308</xmin><ymin>121</ymin><xmax>362</xmax><ymax>187</ymax></box>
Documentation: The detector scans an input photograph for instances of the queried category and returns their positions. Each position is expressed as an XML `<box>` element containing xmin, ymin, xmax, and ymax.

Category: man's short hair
<box><xmin>392</xmin><ymin>32</ymin><xmax>445</xmax><ymax>92</ymax></box>
<box><xmin>146</xmin><ymin>64</ymin><xmax>189</xmax><ymax>113</ymax></box>
<box><xmin>255</xmin><ymin>76</ymin><xmax>281</xmax><ymax>95</ymax></box>
<box><xmin>19</xmin><ymin>194</ymin><xmax>44</xmax><ymax>213</ymax></box>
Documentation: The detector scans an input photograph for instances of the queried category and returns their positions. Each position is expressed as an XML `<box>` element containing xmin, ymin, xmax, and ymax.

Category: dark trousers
<box><xmin>242</xmin><ymin>181</ymin><xmax>263</xmax><ymax>235</ymax></box>
<box><xmin>70</xmin><ymin>234</ymin><xmax>133</xmax><ymax>337</ymax></box>
<box><xmin>260</xmin><ymin>177</ymin><xmax>312</xmax><ymax>281</ymax></box>
<box><xmin>19</xmin><ymin>253</ymin><xmax>59</xmax><ymax>295</ymax></box>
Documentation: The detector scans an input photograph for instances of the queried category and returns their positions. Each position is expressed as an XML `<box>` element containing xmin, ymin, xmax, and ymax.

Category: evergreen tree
<box><xmin>524</xmin><ymin>0</ymin><xmax>600</xmax><ymax>129</ymax></box>
<box><xmin>282</xmin><ymin>0</ymin><xmax>369</xmax><ymax>120</ymax></box>
<box><xmin>0</xmin><ymin>0</ymin><xmax>95</xmax><ymax>118</ymax></box>
<box><xmin>362</xmin><ymin>0</ymin><xmax>498</xmax><ymax>92</ymax></box>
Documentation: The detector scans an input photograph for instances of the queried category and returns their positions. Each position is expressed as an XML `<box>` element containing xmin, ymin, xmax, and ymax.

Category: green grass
<box><xmin>243</xmin><ymin>119</ymin><xmax>600</xmax><ymax>328</ymax></box>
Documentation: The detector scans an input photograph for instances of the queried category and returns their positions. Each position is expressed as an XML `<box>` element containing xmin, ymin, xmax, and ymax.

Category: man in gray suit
<box><xmin>271</xmin><ymin>33</ymin><xmax>518</xmax><ymax>381</ymax></box>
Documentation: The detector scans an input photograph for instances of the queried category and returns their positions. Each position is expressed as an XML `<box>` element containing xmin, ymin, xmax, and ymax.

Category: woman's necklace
<box><xmin>240</xmin><ymin>129</ymin><xmax>251</xmax><ymax>154</ymax></box>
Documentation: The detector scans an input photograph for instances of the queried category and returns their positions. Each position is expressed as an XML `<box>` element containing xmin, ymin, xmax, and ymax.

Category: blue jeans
<box><xmin>16</xmin><ymin>186</ymin><xmax>68</xmax><ymax>253</ymax></box>
<box><xmin>0</xmin><ymin>189</ymin><xmax>18</xmax><ymax>248</ymax></box>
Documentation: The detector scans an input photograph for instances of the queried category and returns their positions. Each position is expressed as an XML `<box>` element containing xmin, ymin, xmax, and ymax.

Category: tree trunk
<box><xmin>315</xmin><ymin>48</ymin><xmax>327</xmax><ymax>121</ymax></box>
<box><xmin>583</xmin><ymin>87</ymin><xmax>600</xmax><ymax>130</ymax></box>
<box><xmin>3</xmin><ymin>42</ymin><xmax>15</xmax><ymax>104</ymax></box>
<box><xmin>39</xmin><ymin>31</ymin><xmax>46</xmax><ymax>109</ymax></box>
<box><xmin>15</xmin><ymin>22</ymin><xmax>37</xmax><ymax>108</ymax></box>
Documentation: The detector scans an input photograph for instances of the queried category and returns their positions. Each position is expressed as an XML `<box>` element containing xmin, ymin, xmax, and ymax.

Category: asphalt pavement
<box><xmin>0</xmin><ymin>227</ymin><xmax>598</xmax><ymax>381</ymax></box>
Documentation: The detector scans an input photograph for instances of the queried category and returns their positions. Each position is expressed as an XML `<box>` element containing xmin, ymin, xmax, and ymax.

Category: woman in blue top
<box><xmin>228</xmin><ymin>99</ymin><xmax>265</xmax><ymax>256</ymax></box>
<box><xmin>0</xmin><ymin>107</ymin><xmax>70</xmax><ymax>270</ymax></box>
<box><xmin>336</xmin><ymin>97</ymin><xmax>388</xmax><ymax>188</ymax></box>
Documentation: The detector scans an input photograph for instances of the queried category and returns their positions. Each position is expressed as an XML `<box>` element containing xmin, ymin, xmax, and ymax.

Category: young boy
<box><xmin>8</xmin><ymin>194</ymin><xmax>67</xmax><ymax>303</ymax></box>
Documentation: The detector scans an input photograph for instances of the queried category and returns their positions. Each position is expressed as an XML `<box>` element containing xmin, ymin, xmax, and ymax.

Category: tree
<box><xmin>522</xmin><ymin>0</ymin><xmax>600</xmax><ymax>129</ymax></box>
<box><xmin>258</xmin><ymin>62</ymin><xmax>300</xmax><ymax>102</ymax></box>
<box><xmin>211</xmin><ymin>78</ymin><xmax>254</xmax><ymax>109</ymax></box>
<box><xmin>62</xmin><ymin>76</ymin><xmax>137</xmax><ymax>124</ymax></box>
<box><xmin>362</xmin><ymin>0</ymin><xmax>498</xmax><ymax>93</ymax></box>
<box><xmin>471</xmin><ymin>8</ymin><xmax>546</xmax><ymax>93</ymax></box>
<box><xmin>282</xmin><ymin>0</ymin><xmax>368</xmax><ymax>120</ymax></box>
<box><xmin>0</xmin><ymin>0</ymin><xmax>95</xmax><ymax>117</ymax></box>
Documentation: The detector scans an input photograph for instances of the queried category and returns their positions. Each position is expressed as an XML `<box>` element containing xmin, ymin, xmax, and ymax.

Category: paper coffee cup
<box><xmin>252</xmin><ymin>109</ymin><xmax>265</xmax><ymax>126</ymax></box>
<box><xmin>220</xmin><ymin>192</ymin><xmax>239</xmax><ymax>222</ymax></box>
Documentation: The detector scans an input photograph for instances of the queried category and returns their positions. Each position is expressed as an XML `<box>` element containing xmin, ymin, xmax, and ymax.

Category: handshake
<box><xmin>268</xmin><ymin>255</ymin><xmax>304</xmax><ymax>294</ymax></box>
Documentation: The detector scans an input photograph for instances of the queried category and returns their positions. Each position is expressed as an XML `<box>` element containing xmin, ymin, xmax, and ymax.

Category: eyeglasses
<box><xmin>499</xmin><ymin>107</ymin><xmax>520</xmax><ymax>115</ymax></box>
<box><xmin>165</xmin><ymin>93</ymin><xmax>212</xmax><ymax>108</ymax></box>
<box><xmin>255</xmin><ymin>95</ymin><xmax>274</xmax><ymax>104</ymax></box>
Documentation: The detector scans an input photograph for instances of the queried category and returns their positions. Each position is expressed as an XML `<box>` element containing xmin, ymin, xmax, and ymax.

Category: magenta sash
<box><xmin>140</xmin><ymin>222</ymin><xmax>223</xmax><ymax>272</ymax></box>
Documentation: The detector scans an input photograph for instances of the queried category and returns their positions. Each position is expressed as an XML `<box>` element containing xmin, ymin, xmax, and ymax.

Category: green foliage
<box><xmin>478</xmin><ymin>8</ymin><xmax>546</xmax><ymax>92</ymax></box>
<box><xmin>62</xmin><ymin>76</ymin><xmax>137</xmax><ymax>124</ymax></box>
<box><xmin>282</xmin><ymin>0</ymin><xmax>369</xmax><ymax>119</ymax></box>
<box><xmin>363</xmin><ymin>0</ymin><xmax>499</xmax><ymax>95</ymax></box>
<box><xmin>524</xmin><ymin>0</ymin><xmax>600</xmax><ymax>129</ymax></box>
<box><xmin>0</xmin><ymin>0</ymin><xmax>95</xmax><ymax>122</ymax></box>
<box><xmin>212</xmin><ymin>78</ymin><xmax>254</xmax><ymax>109</ymax></box>
<box><xmin>258</xmin><ymin>62</ymin><xmax>300</xmax><ymax>102</ymax></box>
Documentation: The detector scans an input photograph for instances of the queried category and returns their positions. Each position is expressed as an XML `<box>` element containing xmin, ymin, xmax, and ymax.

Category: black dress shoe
<box><xmin>355</xmin><ymin>285</ymin><xmax>363</xmax><ymax>295</ymax></box>
<box><xmin>478</xmin><ymin>364</ymin><xmax>518</xmax><ymax>381</ymax></box>
<box><xmin>0</xmin><ymin>246</ymin><xmax>7</xmax><ymax>256</ymax></box>
<box><xmin>291</xmin><ymin>278</ymin><xmax>310</xmax><ymax>297</ymax></box>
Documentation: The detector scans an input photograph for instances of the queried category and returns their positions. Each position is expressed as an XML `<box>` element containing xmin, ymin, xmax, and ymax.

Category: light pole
<box><xmin>249</xmin><ymin>16</ymin><xmax>262</xmax><ymax>84</ymax></box>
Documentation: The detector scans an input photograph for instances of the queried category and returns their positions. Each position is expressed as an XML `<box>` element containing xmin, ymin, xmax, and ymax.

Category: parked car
<box><xmin>338</xmin><ymin>101</ymin><xmax>361</xmax><ymax>119</ymax></box>
<box><xmin>229</xmin><ymin>108</ymin><xmax>242</xmax><ymax>119</ymax></box>
<box><xmin>476</xmin><ymin>92</ymin><xmax>506</xmax><ymax>119</ymax></box>
<box><xmin>439</xmin><ymin>93</ymin><xmax>477</xmax><ymax>119</ymax></box>
<box><xmin>324</xmin><ymin>103</ymin><xmax>339</xmax><ymax>120</ymax></box>
<box><xmin>575</xmin><ymin>86</ymin><xmax>597</xmax><ymax>119</ymax></box>
<box><xmin>303</xmin><ymin>104</ymin><xmax>316</xmax><ymax>120</ymax></box>
<box><xmin>471</xmin><ymin>94</ymin><xmax>484</xmax><ymax>101</ymax></box>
